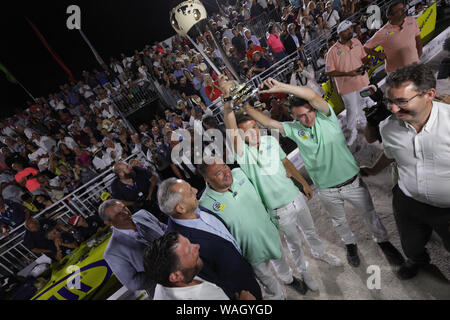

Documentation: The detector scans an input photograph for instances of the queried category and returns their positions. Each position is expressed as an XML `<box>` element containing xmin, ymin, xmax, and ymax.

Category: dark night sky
<box><xmin>0</xmin><ymin>0</ymin><xmax>220</xmax><ymax>118</ymax></box>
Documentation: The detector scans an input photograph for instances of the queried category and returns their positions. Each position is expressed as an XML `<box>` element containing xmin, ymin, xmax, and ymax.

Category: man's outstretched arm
<box><xmin>218</xmin><ymin>75</ymin><xmax>245</xmax><ymax>157</ymax></box>
<box><xmin>259</xmin><ymin>78</ymin><xmax>330</xmax><ymax>116</ymax></box>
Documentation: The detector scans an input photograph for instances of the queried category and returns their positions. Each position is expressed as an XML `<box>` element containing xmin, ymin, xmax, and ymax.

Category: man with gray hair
<box><xmin>283</xmin><ymin>23</ymin><xmax>305</xmax><ymax>55</ymax></box>
<box><xmin>157</xmin><ymin>178</ymin><xmax>262</xmax><ymax>300</ymax></box>
<box><xmin>244</xmin><ymin>29</ymin><xmax>261</xmax><ymax>51</ymax></box>
<box><xmin>100</xmin><ymin>199</ymin><xmax>166</xmax><ymax>296</ymax></box>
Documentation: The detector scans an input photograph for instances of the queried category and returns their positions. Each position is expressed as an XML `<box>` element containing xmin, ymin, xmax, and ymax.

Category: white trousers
<box><xmin>317</xmin><ymin>176</ymin><xmax>389</xmax><ymax>245</ymax></box>
<box><xmin>273</xmin><ymin>192</ymin><xmax>327</xmax><ymax>258</ymax></box>
<box><xmin>341</xmin><ymin>90</ymin><xmax>368</xmax><ymax>133</ymax></box>
<box><xmin>253</xmin><ymin>258</ymin><xmax>288</xmax><ymax>300</ymax></box>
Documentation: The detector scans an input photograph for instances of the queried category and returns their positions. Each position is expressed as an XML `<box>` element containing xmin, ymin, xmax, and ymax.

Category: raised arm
<box><xmin>217</xmin><ymin>75</ymin><xmax>245</xmax><ymax>156</ymax></box>
<box><xmin>259</xmin><ymin>78</ymin><xmax>330</xmax><ymax>116</ymax></box>
<box><xmin>243</xmin><ymin>105</ymin><xmax>285</xmax><ymax>135</ymax></box>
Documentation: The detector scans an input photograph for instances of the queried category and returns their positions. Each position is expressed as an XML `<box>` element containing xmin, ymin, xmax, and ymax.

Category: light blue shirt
<box><xmin>245</xmin><ymin>35</ymin><xmax>261</xmax><ymax>50</ymax></box>
<box><xmin>172</xmin><ymin>208</ymin><xmax>242</xmax><ymax>254</ymax></box>
<box><xmin>173</xmin><ymin>69</ymin><xmax>185</xmax><ymax>79</ymax></box>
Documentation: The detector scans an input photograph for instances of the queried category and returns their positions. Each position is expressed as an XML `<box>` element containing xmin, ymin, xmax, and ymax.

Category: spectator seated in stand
<box><xmin>44</xmin><ymin>225</ymin><xmax>79</xmax><ymax>261</ymax></box>
<box><xmin>68</xmin><ymin>214</ymin><xmax>106</xmax><ymax>243</ymax></box>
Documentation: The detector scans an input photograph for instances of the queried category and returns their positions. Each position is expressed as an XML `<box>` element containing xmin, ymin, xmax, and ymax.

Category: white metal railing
<box><xmin>110</xmin><ymin>80</ymin><xmax>159</xmax><ymax>117</ymax></box>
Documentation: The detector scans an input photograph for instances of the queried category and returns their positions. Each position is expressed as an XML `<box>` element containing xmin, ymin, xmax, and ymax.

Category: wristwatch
<box><xmin>222</xmin><ymin>95</ymin><xmax>233</xmax><ymax>103</ymax></box>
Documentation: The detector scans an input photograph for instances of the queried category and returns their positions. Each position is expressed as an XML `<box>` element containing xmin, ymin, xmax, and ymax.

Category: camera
<box><xmin>356</xmin><ymin>65</ymin><xmax>367</xmax><ymax>75</ymax></box>
<box><xmin>360</xmin><ymin>85</ymin><xmax>391</xmax><ymax>127</ymax></box>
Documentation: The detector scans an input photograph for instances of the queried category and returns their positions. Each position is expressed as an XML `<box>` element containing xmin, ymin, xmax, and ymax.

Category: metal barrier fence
<box><xmin>109</xmin><ymin>79</ymin><xmax>159</xmax><ymax>117</ymax></box>
<box><xmin>0</xmin><ymin>152</ymin><xmax>146</xmax><ymax>276</ymax></box>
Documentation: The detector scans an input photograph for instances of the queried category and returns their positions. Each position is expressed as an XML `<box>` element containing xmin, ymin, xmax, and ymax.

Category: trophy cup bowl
<box><xmin>229</xmin><ymin>81</ymin><xmax>259</xmax><ymax>110</ymax></box>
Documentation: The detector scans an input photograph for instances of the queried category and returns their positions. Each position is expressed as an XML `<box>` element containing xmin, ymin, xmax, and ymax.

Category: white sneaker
<box><xmin>312</xmin><ymin>252</ymin><xmax>344</xmax><ymax>267</ymax></box>
<box><xmin>300</xmin><ymin>271</ymin><xmax>319</xmax><ymax>291</ymax></box>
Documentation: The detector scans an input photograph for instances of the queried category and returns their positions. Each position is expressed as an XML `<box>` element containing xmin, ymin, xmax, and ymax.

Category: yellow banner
<box><xmin>416</xmin><ymin>3</ymin><xmax>437</xmax><ymax>39</ymax></box>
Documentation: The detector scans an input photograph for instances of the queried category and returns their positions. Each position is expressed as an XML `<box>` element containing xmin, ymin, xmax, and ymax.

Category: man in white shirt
<box><xmin>55</xmin><ymin>132</ymin><xmax>78</xmax><ymax>150</ymax></box>
<box><xmin>362</xmin><ymin>63</ymin><xmax>450</xmax><ymax>280</ymax></box>
<box><xmin>98</xmin><ymin>92</ymin><xmax>113</xmax><ymax>106</ymax></box>
<box><xmin>88</xmin><ymin>97</ymin><xmax>100</xmax><ymax>111</ymax></box>
<box><xmin>78</xmin><ymin>81</ymin><xmax>95</xmax><ymax>100</ymax></box>
<box><xmin>121</xmin><ymin>53</ymin><xmax>133</xmax><ymax>69</ymax></box>
<box><xmin>104</xmin><ymin>139</ymin><xmax>123</xmax><ymax>162</ymax></box>
<box><xmin>31</xmin><ymin>133</ymin><xmax>56</xmax><ymax>153</ymax></box>
<box><xmin>216</xmin><ymin>14</ymin><xmax>229</xmax><ymax>28</ymax></box>
<box><xmin>92</xmin><ymin>149</ymin><xmax>113</xmax><ymax>172</ymax></box>
<box><xmin>143</xmin><ymin>231</ymin><xmax>255</xmax><ymax>300</ymax></box>
<box><xmin>1</xmin><ymin>124</ymin><xmax>16</xmax><ymax>138</ymax></box>
<box><xmin>15</xmin><ymin>125</ymin><xmax>34</xmax><ymax>140</ymax></box>
<box><xmin>323</xmin><ymin>1</ymin><xmax>340</xmax><ymax>28</ymax></box>
<box><xmin>54</xmin><ymin>97</ymin><xmax>67</xmax><ymax>111</ymax></box>
<box><xmin>100</xmin><ymin>103</ymin><xmax>117</xmax><ymax>119</ymax></box>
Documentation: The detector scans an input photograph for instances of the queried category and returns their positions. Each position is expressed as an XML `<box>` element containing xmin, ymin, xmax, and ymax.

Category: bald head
<box><xmin>113</xmin><ymin>162</ymin><xmax>128</xmax><ymax>175</ymax></box>
<box><xmin>114</xmin><ymin>162</ymin><xmax>136</xmax><ymax>181</ymax></box>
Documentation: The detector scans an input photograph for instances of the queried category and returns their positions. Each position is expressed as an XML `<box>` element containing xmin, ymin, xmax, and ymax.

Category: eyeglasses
<box><xmin>383</xmin><ymin>92</ymin><xmax>425</xmax><ymax>108</ymax></box>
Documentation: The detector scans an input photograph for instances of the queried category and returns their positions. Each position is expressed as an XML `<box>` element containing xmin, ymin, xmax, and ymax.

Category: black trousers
<box><xmin>392</xmin><ymin>185</ymin><xmax>450</xmax><ymax>265</ymax></box>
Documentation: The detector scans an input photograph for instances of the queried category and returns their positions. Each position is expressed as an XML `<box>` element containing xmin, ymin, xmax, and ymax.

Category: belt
<box><xmin>274</xmin><ymin>192</ymin><xmax>302</xmax><ymax>211</ymax></box>
<box><xmin>330</xmin><ymin>175</ymin><xmax>358</xmax><ymax>189</ymax></box>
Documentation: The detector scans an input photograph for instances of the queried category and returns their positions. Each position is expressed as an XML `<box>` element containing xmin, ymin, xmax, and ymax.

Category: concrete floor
<box><xmin>275</xmin><ymin>134</ymin><xmax>450</xmax><ymax>300</ymax></box>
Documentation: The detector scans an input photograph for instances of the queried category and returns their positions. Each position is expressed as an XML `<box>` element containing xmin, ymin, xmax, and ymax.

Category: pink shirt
<box><xmin>15</xmin><ymin>167</ymin><xmax>40</xmax><ymax>192</ymax></box>
<box><xmin>365</xmin><ymin>16</ymin><xmax>420</xmax><ymax>73</ymax></box>
<box><xmin>326</xmin><ymin>38</ymin><xmax>370</xmax><ymax>95</ymax></box>
<box><xmin>267</xmin><ymin>33</ymin><xmax>285</xmax><ymax>53</ymax></box>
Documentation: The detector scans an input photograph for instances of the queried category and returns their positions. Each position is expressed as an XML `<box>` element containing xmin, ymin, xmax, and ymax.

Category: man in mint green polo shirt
<box><xmin>198</xmin><ymin>157</ymin><xmax>310</xmax><ymax>299</ymax></box>
<box><xmin>219</xmin><ymin>75</ymin><xmax>343</xmax><ymax>294</ymax></box>
<box><xmin>243</xmin><ymin>77</ymin><xmax>404</xmax><ymax>268</ymax></box>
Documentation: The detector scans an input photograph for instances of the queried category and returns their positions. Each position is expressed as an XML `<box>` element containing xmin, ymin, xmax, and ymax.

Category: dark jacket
<box><xmin>283</xmin><ymin>32</ymin><xmax>304</xmax><ymax>55</ymax></box>
<box><xmin>167</xmin><ymin>206</ymin><xmax>262</xmax><ymax>300</ymax></box>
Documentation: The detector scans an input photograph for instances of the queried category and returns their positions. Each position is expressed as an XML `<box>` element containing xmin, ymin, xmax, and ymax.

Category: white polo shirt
<box><xmin>323</xmin><ymin>10</ymin><xmax>339</xmax><ymax>28</ymax></box>
<box><xmin>154</xmin><ymin>276</ymin><xmax>229</xmax><ymax>300</ymax></box>
<box><xmin>380</xmin><ymin>100</ymin><xmax>450</xmax><ymax>208</ymax></box>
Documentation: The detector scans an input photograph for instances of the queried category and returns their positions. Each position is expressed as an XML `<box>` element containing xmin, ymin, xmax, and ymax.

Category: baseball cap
<box><xmin>337</xmin><ymin>20</ymin><xmax>355</xmax><ymax>34</ymax></box>
<box><xmin>101</xmin><ymin>192</ymin><xmax>111</xmax><ymax>201</ymax></box>
<box><xmin>69</xmin><ymin>215</ymin><xmax>81</xmax><ymax>226</ymax></box>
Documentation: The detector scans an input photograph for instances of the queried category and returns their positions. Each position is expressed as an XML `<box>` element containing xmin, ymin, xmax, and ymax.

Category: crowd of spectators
<box><xmin>2</xmin><ymin>0</ymin><xmax>447</xmax><ymax>301</ymax></box>
<box><xmin>0</xmin><ymin>0</ymin><xmax>400</xmax><ymax>252</ymax></box>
